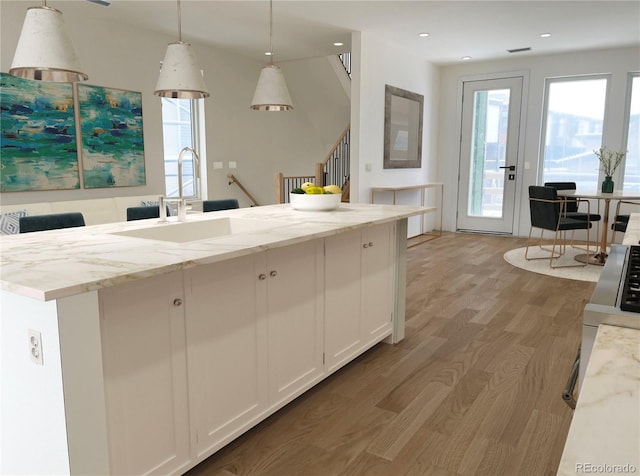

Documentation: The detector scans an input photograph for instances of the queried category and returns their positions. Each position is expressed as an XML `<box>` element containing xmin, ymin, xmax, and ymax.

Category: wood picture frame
<box><xmin>383</xmin><ymin>85</ymin><xmax>424</xmax><ymax>169</ymax></box>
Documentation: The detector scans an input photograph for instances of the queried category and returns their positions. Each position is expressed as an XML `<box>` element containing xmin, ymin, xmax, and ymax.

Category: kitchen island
<box><xmin>1</xmin><ymin>203</ymin><xmax>425</xmax><ymax>475</ymax></box>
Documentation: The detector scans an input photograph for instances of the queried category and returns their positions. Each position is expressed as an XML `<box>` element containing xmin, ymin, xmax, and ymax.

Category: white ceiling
<box><xmin>75</xmin><ymin>0</ymin><xmax>640</xmax><ymax>65</ymax></box>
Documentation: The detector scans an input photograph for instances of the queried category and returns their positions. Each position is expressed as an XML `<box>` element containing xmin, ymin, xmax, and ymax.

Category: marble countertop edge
<box><xmin>1</xmin><ymin>203</ymin><xmax>427</xmax><ymax>301</ymax></box>
<box><xmin>557</xmin><ymin>324</ymin><xmax>640</xmax><ymax>475</ymax></box>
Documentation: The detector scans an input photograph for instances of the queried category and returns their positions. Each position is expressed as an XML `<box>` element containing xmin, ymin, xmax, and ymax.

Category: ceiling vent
<box><xmin>507</xmin><ymin>47</ymin><xmax>532</xmax><ymax>53</ymax></box>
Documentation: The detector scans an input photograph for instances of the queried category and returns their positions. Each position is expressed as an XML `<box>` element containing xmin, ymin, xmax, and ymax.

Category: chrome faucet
<box><xmin>176</xmin><ymin>146</ymin><xmax>200</xmax><ymax>221</ymax></box>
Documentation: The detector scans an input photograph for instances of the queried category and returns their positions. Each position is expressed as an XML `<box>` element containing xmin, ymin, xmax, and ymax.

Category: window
<box><xmin>622</xmin><ymin>73</ymin><xmax>640</xmax><ymax>192</ymax></box>
<box><xmin>541</xmin><ymin>76</ymin><xmax>609</xmax><ymax>189</ymax></box>
<box><xmin>161</xmin><ymin>98</ymin><xmax>202</xmax><ymax>198</ymax></box>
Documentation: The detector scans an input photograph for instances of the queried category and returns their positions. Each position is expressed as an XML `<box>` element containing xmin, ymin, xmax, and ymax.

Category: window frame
<box><xmin>621</xmin><ymin>71</ymin><xmax>640</xmax><ymax>192</ymax></box>
<box><xmin>161</xmin><ymin>97</ymin><xmax>205</xmax><ymax>199</ymax></box>
<box><xmin>539</xmin><ymin>74</ymin><xmax>612</xmax><ymax>188</ymax></box>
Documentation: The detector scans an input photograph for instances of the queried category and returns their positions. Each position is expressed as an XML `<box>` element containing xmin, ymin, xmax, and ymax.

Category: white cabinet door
<box><xmin>361</xmin><ymin>223</ymin><xmax>394</xmax><ymax>345</ymax></box>
<box><xmin>184</xmin><ymin>254</ymin><xmax>268</xmax><ymax>458</ymax></box>
<box><xmin>99</xmin><ymin>271</ymin><xmax>190</xmax><ymax>476</ymax></box>
<box><xmin>324</xmin><ymin>223</ymin><xmax>395</xmax><ymax>373</ymax></box>
<box><xmin>324</xmin><ymin>228</ymin><xmax>363</xmax><ymax>372</ymax></box>
<box><xmin>266</xmin><ymin>240</ymin><xmax>325</xmax><ymax>405</ymax></box>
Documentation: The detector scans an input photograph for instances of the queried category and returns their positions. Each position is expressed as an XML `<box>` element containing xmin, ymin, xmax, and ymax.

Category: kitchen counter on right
<box><xmin>622</xmin><ymin>212</ymin><xmax>639</xmax><ymax>246</ymax></box>
<box><xmin>557</xmin><ymin>324</ymin><xmax>640</xmax><ymax>475</ymax></box>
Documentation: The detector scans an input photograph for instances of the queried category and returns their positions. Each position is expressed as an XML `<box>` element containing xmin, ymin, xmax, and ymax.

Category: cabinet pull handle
<box><xmin>173</xmin><ymin>298</ymin><xmax>183</xmax><ymax>306</ymax></box>
<box><xmin>270</xmin><ymin>270</ymin><xmax>278</xmax><ymax>277</ymax></box>
<box><xmin>363</xmin><ymin>243</ymin><xmax>368</xmax><ymax>249</ymax></box>
<box><xmin>368</xmin><ymin>242</ymin><xmax>374</xmax><ymax>247</ymax></box>
<box><xmin>258</xmin><ymin>273</ymin><xmax>267</xmax><ymax>281</ymax></box>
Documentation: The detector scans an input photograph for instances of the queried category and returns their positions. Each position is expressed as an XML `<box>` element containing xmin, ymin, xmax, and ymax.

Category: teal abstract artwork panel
<box><xmin>0</xmin><ymin>73</ymin><xmax>80</xmax><ymax>192</ymax></box>
<box><xmin>77</xmin><ymin>84</ymin><xmax>146</xmax><ymax>188</ymax></box>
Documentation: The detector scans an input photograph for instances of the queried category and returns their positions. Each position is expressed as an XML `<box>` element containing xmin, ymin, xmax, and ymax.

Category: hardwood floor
<box><xmin>186</xmin><ymin>232</ymin><xmax>595</xmax><ymax>476</ymax></box>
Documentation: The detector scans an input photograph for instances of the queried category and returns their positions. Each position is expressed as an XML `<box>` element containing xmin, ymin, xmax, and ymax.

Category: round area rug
<box><xmin>504</xmin><ymin>246</ymin><xmax>602</xmax><ymax>282</ymax></box>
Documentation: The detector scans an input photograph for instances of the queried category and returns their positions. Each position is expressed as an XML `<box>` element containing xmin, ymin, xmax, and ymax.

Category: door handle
<box><xmin>499</xmin><ymin>165</ymin><xmax>516</xmax><ymax>171</ymax></box>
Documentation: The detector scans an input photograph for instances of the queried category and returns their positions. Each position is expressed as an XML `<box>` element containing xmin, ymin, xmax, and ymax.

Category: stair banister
<box><xmin>227</xmin><ymin>173</ymin><xmax>259</xmax><ymax>207</ymax></box>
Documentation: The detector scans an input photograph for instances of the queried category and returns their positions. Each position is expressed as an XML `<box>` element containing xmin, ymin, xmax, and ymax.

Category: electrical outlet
<box><xmin>28</xmin><ymin>329</ymin><xmax>43</xmax><ymax>365</ymax></box>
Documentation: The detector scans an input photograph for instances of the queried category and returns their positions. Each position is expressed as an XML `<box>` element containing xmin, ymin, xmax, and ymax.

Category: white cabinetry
<box><xmin>98</xmin><ymin>271</ymin><xmax>191</xmax><ymax>476</ymax></box>
<box><xmin>184</xmin><ymin>253</ymin><xmax>268</xmax><ymax>459</ymax></box>
<box><xmin>324</xmin><ymin>223</ymin><xmax>395</xmax><ymax>373</ymax></box>
<box><xmin>183</xmin><ymin>239</ymin><xmax>324</xmax><ymax>458</ymax></box>
<box><xmin>1</xmin><ymin>210</ymin><xmax>410</xmax><ymax>476</ymax></box>
<box><xmin>265</xmin><ymin>240</ymin><xmax>324</xmax><ymax>406</ymax></box>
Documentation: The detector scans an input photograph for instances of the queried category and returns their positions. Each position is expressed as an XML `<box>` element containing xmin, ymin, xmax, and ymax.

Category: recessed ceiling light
<box><xmin>333</xmin><ymin>42</ymin><xmax>344</xmax><ymax>47</ymax></box>
<box><xmin>418</xmin><ymin>32</ymin><xmax>430</xmax><ymax>38</ymax></box>
<box><xmin>461</xmin><ymin>56</ymin><xmax>472</xmax><ymax>61</ymax></box>
<box><xmin>540</xmin><ymin>33</ymin><xmax>552</xmax><ymax>38</ymax></box>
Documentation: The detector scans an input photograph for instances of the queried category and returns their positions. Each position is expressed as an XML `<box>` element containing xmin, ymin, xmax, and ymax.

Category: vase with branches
<box><xmin>594</xmin><ymin>147</ymin><xmax>626</xmax><ymax>192</ymax></box>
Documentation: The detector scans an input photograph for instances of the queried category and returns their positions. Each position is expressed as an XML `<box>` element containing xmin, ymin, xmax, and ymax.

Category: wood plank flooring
<box><xmin>186</xmin><ymin>232</ymin><xmax>595</xmax><ymax>476</ymax></box>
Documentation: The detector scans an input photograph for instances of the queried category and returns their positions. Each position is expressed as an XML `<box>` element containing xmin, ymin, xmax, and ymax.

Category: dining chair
<box><xmin>526</xmin><ymin>185</ymin><xmax>592</xmax><ymax>268</ymax></box>
<box><xmin>126</xmin><ymin>206</ymin><xmax>170</xmax><ymax>221</ymax></box>
<box><xmin>19</xmin><ymin>212</ymin><xmax>86</xmax><ymax>233</ymax></box>
<box><xmin>611</xmin><ymin>200</ymin><xmax>640</xmax><ymax>243</ymax></box>
<box><xmin>544</xmin><ymin>182</ymin><xmax>602</xmax><ymax>222</ymax></box>
<box><xmin>203</xmin><ymin>199</ymin><xmax>240</xmax><ymax>212</ymax></box>
<box><xmin>545</xmin><ymin>181</ymin><xmax>601</xmax><ymax>249</ymax></box>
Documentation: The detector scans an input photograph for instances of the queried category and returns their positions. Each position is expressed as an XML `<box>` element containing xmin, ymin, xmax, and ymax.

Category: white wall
<box><xmin>351</xmin><ymin>31</ymin><xmax>440</xmax><ymax>235</ymax></box>
<box><xmin>0</xmin><ymin>1</ymin><xmax>349</xmax><ymax>208</ymax></box>
<box><xmin>1</xmin><ymin>292</ymin><xmax>70</xmax><ymax>475</ymax></box>
<box><xmin>438</xmin><ymin>46</ymin><xmax>640</xmax><ymax>236</ymax></box>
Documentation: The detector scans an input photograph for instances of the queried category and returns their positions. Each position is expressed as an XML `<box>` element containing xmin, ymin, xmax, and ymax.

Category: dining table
<box><xmin>558</xmin><ymin>190</ymin><xmax>640</xmax><ymax>265</ymax></box>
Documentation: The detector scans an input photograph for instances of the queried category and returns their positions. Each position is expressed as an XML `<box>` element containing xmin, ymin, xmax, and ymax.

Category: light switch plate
<box><xmin>213</xmin><ymin>162</ymin><xmax>223</xmax><ymax>169</ymax></box>
<box><xmin>228</xmin><ymin>161</ymin><xmax>237</xmax><ymax>169</ymax></box>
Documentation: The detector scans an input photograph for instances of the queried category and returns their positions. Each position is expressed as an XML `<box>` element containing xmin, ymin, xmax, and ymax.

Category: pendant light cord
<box><xmin>269</xmin><ymin>0</ymin><xmax>274</xmax><ymax>65</ymax></box>
<box><xmin>177</xmin><ymin>0</ymin><xmax>182</xmax><ymax>42</ymax></box>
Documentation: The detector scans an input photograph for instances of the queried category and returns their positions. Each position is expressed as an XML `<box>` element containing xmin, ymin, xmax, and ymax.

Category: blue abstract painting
<box><xmin>0</xmin><ymin>73</ymin><xmax>79</xmax><ymax>192</ymax></box>
<box><xmin>77</xmin><ymin>84</ymin><xmax>146</xmax><ymax>188</ymax></box>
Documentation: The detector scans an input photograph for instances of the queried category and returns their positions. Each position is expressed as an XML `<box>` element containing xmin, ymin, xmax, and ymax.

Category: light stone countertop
<box><xmin>557</xmin><ymin>324</ymin><xmax>640</xmax><ymax>476</ymax></box>
<box><xmin>0</xmin><ymin>203</ymin><xmax>426</xmax><ymax>302</ymax></box>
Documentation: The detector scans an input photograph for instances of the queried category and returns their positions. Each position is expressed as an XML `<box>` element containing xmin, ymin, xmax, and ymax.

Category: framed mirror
<box><xmin>383</xmin><ymin>85</ymin><xmax>424</xmax><ymax>169</ymax></box>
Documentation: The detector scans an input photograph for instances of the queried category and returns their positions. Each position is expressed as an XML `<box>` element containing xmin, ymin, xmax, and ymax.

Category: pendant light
<box><xmin>155</xmin><ymin>0</ymin><xmax>209</xmax><ymax>99</ymax></box>
<box><xmin>10</xmin><ymin>1</ymin><xmax>88</xmax><ymax>82</ymax></box>
<box><xmin>250</xmin><ymin>0</ymin><xmax>293</xmax><ymax>111</ymax></box>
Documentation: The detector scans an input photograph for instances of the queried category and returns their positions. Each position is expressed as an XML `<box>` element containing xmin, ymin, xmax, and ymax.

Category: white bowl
<box><xmin>289</xmin><ymin>193</ymin><xmax>342</xmax><ymax>211</ymax></box>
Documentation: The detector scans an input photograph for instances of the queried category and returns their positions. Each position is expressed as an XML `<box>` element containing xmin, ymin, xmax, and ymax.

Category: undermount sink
<box><xmin>110</xmin><ymin>217</ymin><xmax>278</xmax><ymax>243</ymax></box>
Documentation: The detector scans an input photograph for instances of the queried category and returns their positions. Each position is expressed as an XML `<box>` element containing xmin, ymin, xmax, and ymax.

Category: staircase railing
<box><xmin>275</xmin><ymin>170</ymin><xmax>323</xmax><ymax>204</ymax></box>
<box><xmin>338</xmin><ymin>52</ymin><xmax>351</xmax><ymax>77</ymax></box>
<box><xmin>319</xmin><ymin>125</ymin><xmax>350</xmax><ymax>192</ymax></box>
<box><xmin>276</xmin><ymin>125</ymin><xmax>350</xmax><ymax>204</ymax></box>
<box><xmin>227</xmin><ymin>173</ymin><xmax>259</xmax><ymax>206</ymax></box>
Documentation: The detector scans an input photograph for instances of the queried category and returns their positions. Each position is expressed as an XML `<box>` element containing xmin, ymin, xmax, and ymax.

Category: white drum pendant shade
<box><xmin>154</xmin><ymin>42</ymin><xmax>209</xmax><ymax>99</ymax></box>
<box><xmin>10</xmin><ymin>6</ymin><xmax>88</xmax><ymax>82</ymax></box>
<box><xmin>250</xmin><ymin>65</ymin><xmax>293</xmax><ymax>111</ymax></box>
